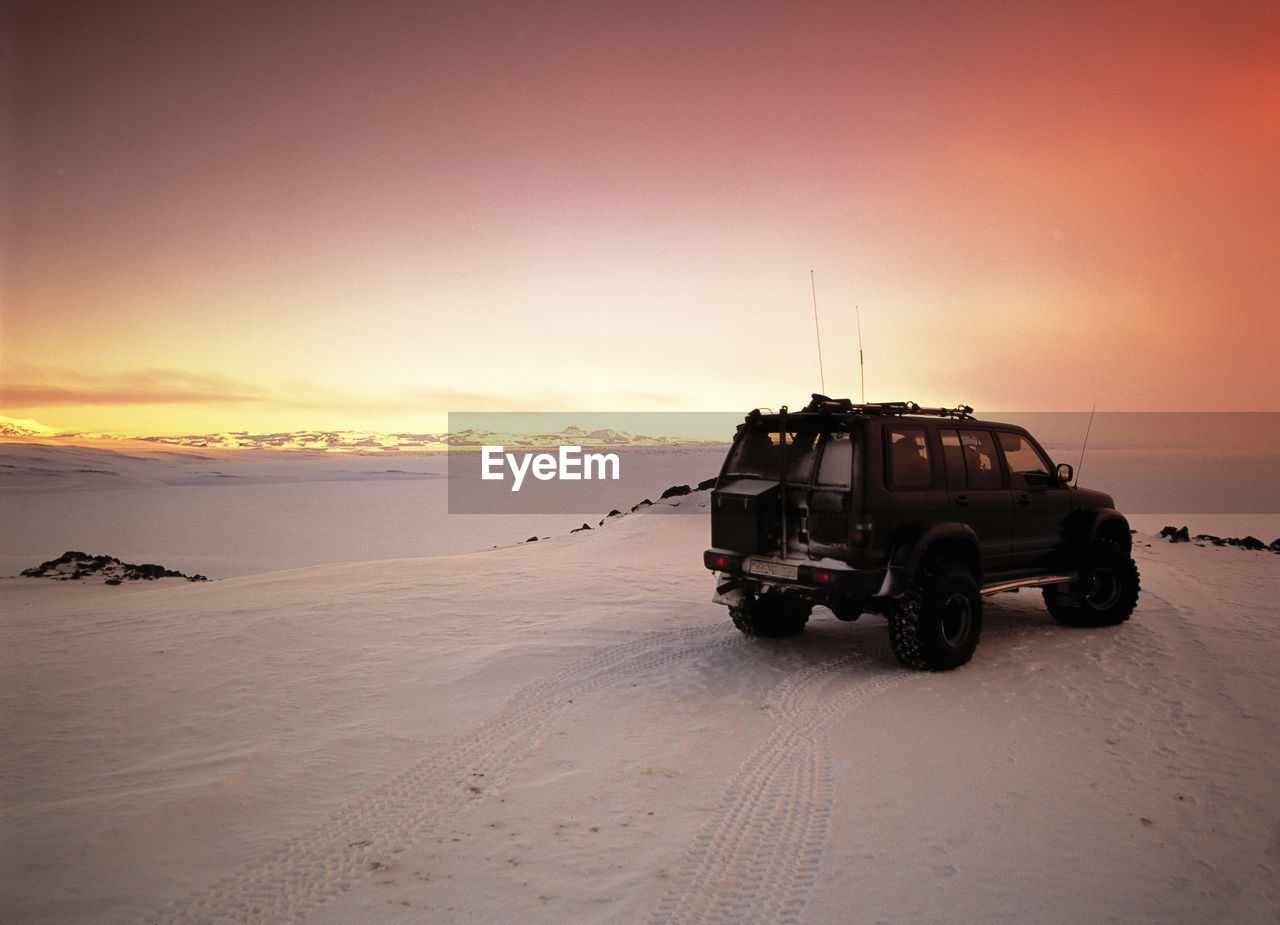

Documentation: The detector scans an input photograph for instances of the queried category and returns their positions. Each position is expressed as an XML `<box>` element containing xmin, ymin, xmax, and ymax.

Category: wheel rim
<box><xmin>940</xmin><ymin>592</ymin><xmax>973</xmax><ymax>647</ymax></box>
<box><xmin>1084</xmin><ymin>567</ymin><xmax>1121</xmax><ymax>610</ymax></box>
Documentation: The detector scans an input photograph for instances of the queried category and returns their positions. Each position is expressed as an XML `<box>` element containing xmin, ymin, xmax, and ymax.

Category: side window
<box><xmin>816</xmin><ymin>433</ymin><xmax>853</xmax><ymax>486</ymax></box>
<box><xmin>887</xmin><ymin>426</ymin><xmax>931</xmax><ymax>489</ymax></box>
<box><xmin>956</xmin><ymin>429</ymin><xmax>1004</xmax><ymax>489</ymax></box>
<box><xmin>998</xmin><ymin>431</ymin><xmax>1052</xmax><ymax>482</ymax></box>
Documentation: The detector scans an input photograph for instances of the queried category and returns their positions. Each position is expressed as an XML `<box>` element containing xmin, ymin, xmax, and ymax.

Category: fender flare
<box><xmin>875</xmin><ymin>522</ymin><xmax>981</xmax><ymax>598</ymax></box>
<box><xmin>1065</xmin><ymin>508</ymin><xmax>1132</xmax><ymax>554</ymax></box>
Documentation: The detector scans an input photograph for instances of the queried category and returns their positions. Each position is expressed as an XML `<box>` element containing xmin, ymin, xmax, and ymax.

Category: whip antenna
<box><xmin>855</xmin><ymin>303</ymin><xmax>865</xmax><ymax>403</ymax></box>
<box><xmin>1075</xmin><ymin>400</ymin><xmax>1097</xmax><ymax>487</ymax></box>
<box><xmin>810</xmin><ymin>269</ymin><xmax>826</xmax><ymax>394</ymax></box>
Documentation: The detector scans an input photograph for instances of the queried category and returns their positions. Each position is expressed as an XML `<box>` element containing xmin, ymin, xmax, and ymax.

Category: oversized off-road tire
<box><xmin>729</xmin><ymin>589</ymin><xmax>812</xmax><ymax>638</ymax></box>
<box><xmin>888</xmin><ymin>559</ymin><xmax>982</xmax><ymax>671</ymax></box>
<box><xmin>1043</xmin><ymin>540</ymin><xmax>1140</xmax><ymax>627</ymax></box>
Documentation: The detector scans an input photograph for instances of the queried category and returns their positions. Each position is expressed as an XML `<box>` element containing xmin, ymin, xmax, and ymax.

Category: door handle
<box><xmin>1018</xmin><ymin>492</ymin><xmax>1030</xmax><ymax>505</ymax></box>
<box><xmin>955</xmin><ymin>494</ymin><xmax>970</xmax><ymax>507</ymax></box>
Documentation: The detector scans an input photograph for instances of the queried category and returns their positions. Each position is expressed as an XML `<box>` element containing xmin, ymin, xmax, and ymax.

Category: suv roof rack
<box><xmin>800</xmin><ymin>395</ymin><xmax>974</xmax><ymax>419</ymax></box>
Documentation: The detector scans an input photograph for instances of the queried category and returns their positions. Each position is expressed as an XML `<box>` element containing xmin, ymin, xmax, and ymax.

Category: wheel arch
<box><xmin>889</xmin><ymin>522</ymin><xmax>982</xmax><ymax>586</ymax></box>
<box><xmin>1065</xmin><ymin>508</ymin><xmax>1133</xmax><ymax>555</ymax></box>
<box><xmin>1093</xmin><ymin>512</ymin><xmax>1133</xmax><ymax>553</ymax></box>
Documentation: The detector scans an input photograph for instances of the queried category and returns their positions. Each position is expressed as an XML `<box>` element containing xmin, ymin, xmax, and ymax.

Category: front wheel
<box><xmin>729</xmin><ymin>589</ymin><xmax>811</xmax><ymax>638</ymax></box>
<box><xmin>1043</xmin><ymin>540</ymin><xmax>1140</xmax><ymax>627</ymax></box>
<box><xmin>888</xmin><ymin>560</ymin><xmax>982</xmax><ymax>671</ymax></box>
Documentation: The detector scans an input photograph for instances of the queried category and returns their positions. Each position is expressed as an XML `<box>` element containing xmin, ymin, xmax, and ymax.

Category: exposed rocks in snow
<box><xmin>1163</xmin><ymin>526</ymin><xmax>1279</xmax><ymax>553</ymax></box>
<box><xmin>21</xmin><ymin>551</ymin><xmax>208</xmax><ymax>583</ymax></box>
<box><xmin>1194</xmin><ymin>533</ymin><xmax>1278</xmax><ymax>552</ymax></box>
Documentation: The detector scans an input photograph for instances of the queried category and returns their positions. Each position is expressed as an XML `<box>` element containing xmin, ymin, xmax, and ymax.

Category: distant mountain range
<box><xmin>0</xmin><ymin>419</ymin><xmax>712</xmax><ymax>451</ymax></box>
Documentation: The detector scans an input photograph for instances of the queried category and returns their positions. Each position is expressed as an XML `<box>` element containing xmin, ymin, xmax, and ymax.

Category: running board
<box><xmin>981</xmin><ymin>574</ymin><xmax>1075</xmax><ymax>595</ymax></box>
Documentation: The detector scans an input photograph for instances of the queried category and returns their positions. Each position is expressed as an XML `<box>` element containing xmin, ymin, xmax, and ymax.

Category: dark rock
<box><xmin>696</xmin><ymin>477</ymin><xmax>717</xmax><ymax>491</ymax></box>
<box><xmin>526</xmin><ymin>536</ymin><xmax>539</xmax><ymax>543</ymax></box>
<box><xmin>1159</xmin><ymin>525</ymin><xmax>1190</xmax><ymax>543</ymax></box>
<box><xmin>630</xmin><ymin>499</ymin><xmax>652</xmax><ymax>512</ymax></box>
<box><xmin>660</xmin><ymin>484</ymin><xmax>692</xmax><ymax>499</ymax></box>
<box><xmin>20</xmin><ymin>551</ymin><xmax>207</xmax><ymax>582</ymax></box>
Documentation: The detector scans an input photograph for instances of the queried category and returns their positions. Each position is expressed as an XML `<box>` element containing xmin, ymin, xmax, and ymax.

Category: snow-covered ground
<box><xmin>2</xmin><ymin>467</ymin><xmax>1278</xmax><ymax>923</ymax></box>
<box><xmin>0</xmin><ymin>441</ymin><xmax>728</xmax><ymax>578</ymax></box>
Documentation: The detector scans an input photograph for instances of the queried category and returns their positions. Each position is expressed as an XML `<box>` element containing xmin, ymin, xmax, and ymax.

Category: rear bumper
<box><xmin>703</xmin><ymin>547</ymin><xmax>890</xmax><ymax>597</ymax></box>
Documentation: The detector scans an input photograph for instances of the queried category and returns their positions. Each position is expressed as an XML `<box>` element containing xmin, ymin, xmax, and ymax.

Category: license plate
<box><xmin>748</xmin><ymin>559</ymin><xmax>798</xmax><ymax>580</ymax></box>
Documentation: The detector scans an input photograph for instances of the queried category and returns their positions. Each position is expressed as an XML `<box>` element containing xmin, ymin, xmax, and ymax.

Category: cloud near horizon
<box><xmin>1</xmin><ymin>368</ymin><xmax>269</xmax><ymax>407</ymax></box>
<box><xmin>0</xmin><ymin>365</ymin><xmax>696</xmax><ymax>436</ymax></box>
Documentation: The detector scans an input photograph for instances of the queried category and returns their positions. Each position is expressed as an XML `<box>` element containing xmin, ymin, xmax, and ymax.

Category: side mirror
<box><xmin>1055</xmin><ymin>462</ymin><xmax>1074</xmax><ymax>485</ymax></box>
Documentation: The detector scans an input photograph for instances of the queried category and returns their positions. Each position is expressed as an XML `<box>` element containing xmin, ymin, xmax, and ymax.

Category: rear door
<box><xmin>806</xmin><ymin>431</ymin><xmax>853</xmax><ymax>559</ymax></box>
<box><xmin>941</xmin><ymin>427</ymin><xmax>1014</xmax><ymax>568</ymax></box>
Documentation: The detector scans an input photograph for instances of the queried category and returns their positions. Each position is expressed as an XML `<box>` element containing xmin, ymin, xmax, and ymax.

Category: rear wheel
<box><xmin>888</xmin><ymin>559</ymin><xmax>982</xmax><ymax>671</ymax></box>
<box><xmin>730</xmin><ymin>589</ymin><xmax>811</xmax><ymax>638</ymax></box>
<box><xmin>1043</xmin><ymin>540</ymin><xmax>1140</xmax><ymax>627</ymax></box>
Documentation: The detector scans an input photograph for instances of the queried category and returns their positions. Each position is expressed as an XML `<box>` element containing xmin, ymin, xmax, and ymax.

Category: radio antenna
<box><xmin>855</xmin><ymin>303</ymin><xmax>865</xmax><ymax>403</ymax></box>
<box><xmin>810</xmin><ymin>269</ymin><xmax>826</xmax><ymax>394</ymax></box>
<box><xmin>1075</xmin><ymin>400</ymin><xmax>1097</xmax><ymax>487</ymax></box>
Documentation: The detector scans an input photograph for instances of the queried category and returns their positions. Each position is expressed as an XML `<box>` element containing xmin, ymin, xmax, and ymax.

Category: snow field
<box><xmin>2</xmin><ymin>494</ymin><xmax>1278</xmax><ymax>923</ymax></box>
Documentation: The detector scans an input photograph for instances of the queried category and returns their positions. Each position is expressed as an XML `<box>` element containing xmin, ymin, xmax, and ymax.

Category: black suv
<box><xmin>703</xmin><ymin>396</ymin><xmax>1140</xmax><ymax>670</ymax></box>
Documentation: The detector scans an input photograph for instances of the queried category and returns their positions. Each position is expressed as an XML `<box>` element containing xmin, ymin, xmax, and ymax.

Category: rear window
<box><xmin>724</xmin><ymin>429</ymin><xmax>851</xmax><ymax>485</ymax></box>
<box><xmin>816</xmin><ymin>432</ymin><xmax>853</xmax><ymax>486</ymax></box>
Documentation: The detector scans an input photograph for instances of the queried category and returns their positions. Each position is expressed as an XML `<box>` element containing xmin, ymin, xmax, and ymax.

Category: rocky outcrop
<box><xmin>1162</xmin><ymin>527</ymin><xmax>1280</xmax><ymax>554</ymax></box>
<box><xmin>21</xmin><ymin>551</ymin><xmax>208</xmax><ymax>583</ymax></box>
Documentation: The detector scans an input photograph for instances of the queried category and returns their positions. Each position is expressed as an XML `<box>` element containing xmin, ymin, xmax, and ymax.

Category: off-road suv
<box><xmin>703</xmin><ymin>396</ymin><xmax>1140</xmax><ymax>670</ymax></box>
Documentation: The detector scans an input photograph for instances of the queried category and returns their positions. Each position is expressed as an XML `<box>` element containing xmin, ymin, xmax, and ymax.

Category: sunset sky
<box><xmin>2</xmin><ymin>0</ymin><xmax>1277</xmax><ymax>436</ymax></box>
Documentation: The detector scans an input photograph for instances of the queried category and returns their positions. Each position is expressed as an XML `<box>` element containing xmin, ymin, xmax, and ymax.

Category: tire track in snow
<box><xmin>648</xmin><ymin>619</ymin><xmax>1037</xmax><ymax>925</ymax></box>
<box><xmin>146</xmin><ymin>625</ymin><xmax>734</xmax><ymax>924</ymax></box>
<box><xmin>647</xmin><ymin>648</ymin><xmax>914</xmax><ymax>925</ymax></box>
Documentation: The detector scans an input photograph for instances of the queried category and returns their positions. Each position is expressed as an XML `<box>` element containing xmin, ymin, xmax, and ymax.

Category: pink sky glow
<box><xmin>2</xmin><ymin>0</ymin><xmax>1277</xmax><ymax>436</ymax></box>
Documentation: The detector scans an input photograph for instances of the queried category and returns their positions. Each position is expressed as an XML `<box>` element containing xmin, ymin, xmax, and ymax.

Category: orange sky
<box><xmin>2</xmin><ymin>0</ymin><xmax>1277</xmax><ymax>436</ymax></box>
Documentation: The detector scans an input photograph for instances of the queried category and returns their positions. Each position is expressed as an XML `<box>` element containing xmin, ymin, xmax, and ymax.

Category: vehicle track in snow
<box><xmin>646</xmin><ymin>616</ymin><xmax>1037</xmax><ymax>925</ymax></box>
<box><xmin>146</xmin><ymin>624</ymin><xmax>736</xmax><ymax>924</ymax></box>
<box><xmin>148</xmin><ymin>610</ymin><xmax>1036</xmax><ymax>924</ymax></box>
<box><xmin>646</xmin><ymin>646</ymin><xmax>912</xmax><ymax>925</ymax></box>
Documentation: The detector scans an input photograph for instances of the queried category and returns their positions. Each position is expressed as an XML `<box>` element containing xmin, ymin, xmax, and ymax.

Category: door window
<box><xmin>943</xmin><ymin>428</ymin><xmax>1004</xmax><ymax>489</ymax></box>
<box><xmin>998</xmin><ymin>431</ymin><xmax>1053</xmax><ymax>483</ymax></box>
